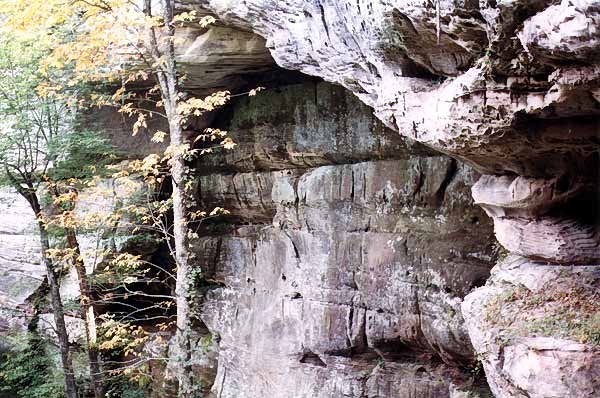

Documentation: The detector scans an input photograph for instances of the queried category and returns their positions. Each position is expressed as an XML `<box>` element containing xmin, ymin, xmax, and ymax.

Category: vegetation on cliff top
<box><xmin>484</xmin><ymin>273</ymin><xmax>600</xmax><ymax>346</ymax></box>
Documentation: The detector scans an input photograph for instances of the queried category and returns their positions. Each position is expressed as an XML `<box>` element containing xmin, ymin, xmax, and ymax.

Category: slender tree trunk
<box><xmin>66</xmin><ymin>228</ymin><xmax>103</xmax><ymax>398</ymax></box>
<box><xmin>166</xmin><ymin>55</ymin><xmax>195</xmax><ymax>398</ymax></box>
<box><xmin>165</xmin><ymin>2</ymin><xmax>193</xmax><ymax>395</ymax></box>
<box><xmin>51</xmin><ymin>185</ymin><xmax>104</xmax><ymax>398</ymax></box>
<box><xmin>25</xmin><ymin>192</ymin><xmax>78</xmax><ymax>398</ymax></box>
<box><xmin>143</xmin><ymin>1</ymin><xmax>194</xmax><ymax>394</ymax></box>
<box><xmin>169</xmin><ymin>118</ymin><xmax>194</xmax><ymax>397</ymax></box>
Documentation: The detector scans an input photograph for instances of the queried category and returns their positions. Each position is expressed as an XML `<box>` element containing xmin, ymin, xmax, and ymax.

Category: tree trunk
<box><xmin>26</xmin><ymin>192</ymin><xmax>78</xmax><ymax>398</ymax></box>
<box><xmin>143</xmin><ymin>1</ymin><xmax>194</xmax><ymax>394</ymax></box>
<box><xmin>66</xmin><ymin>228</ymin><xmax>103</xmax><ymax>398</ymax></box>
<box><xmin>50</xmin><ymin>184</ymin><xmax>104</xmax><ymax>398</ymax></box>
<box><xmin>165</xmin><ymin>2</ymin><xmax>193</xmax><ymax>396</ymax></box>
<box><xmin>165</xmin><ymin>67</ymin><xmax>194</xmax><ymax>398</ymax></box>
<box><xmin>170</xmin><ymin>118</ymin><xmax>194</xmax><ymax>397</ymax></box>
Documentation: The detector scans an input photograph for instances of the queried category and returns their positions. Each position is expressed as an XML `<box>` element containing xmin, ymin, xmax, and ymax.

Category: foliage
<box><xmin>0</xmin><ymin>18</ymin><xmax>121</xmax><ymax>398</ymax></box>
<box><xmin>104</xmin><ymin>376</ymin><xmax>147</xmax><ymax>398</ymax></box>
<box><xmin>1</xmin><ymin>0</ymin><xmax>239</xmax><ymax>145</ymax></box>
<box><xmin>484</xmin><ymin>276</ymin><xmax>600</xmax><ymax>345</ymax></box>
<box><xmin>97</xmin><ymin>314</ymin><xmax>149</xmax><ymax>356</ymax></box>
<box><xmin>0</xmin><ymin>29</ymin><xmax>56</xmax><ymax>189</ymax></box>
<box><xmin>0</xmin><ymin>333</ymin><xmax>65</xmax><ymax>398</ymax></box>
<box><xmin>47</xmin><ymin>130</ymin><xmax>116</xmax><ymax>181</ymax></box>
<box><xmin>0</xmin><ymin>2</ymin><xmax>247</xmax><ymax>397</ymax></box>
<box><xmin>0</xmin><ymin>25</ymin><xmax>114</xmax><ymax>191</ymax></box>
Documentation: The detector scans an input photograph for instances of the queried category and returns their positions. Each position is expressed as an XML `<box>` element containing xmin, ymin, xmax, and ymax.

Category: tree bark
<box><xmin>143</xmin><ymin>1</ymin><xmax>194</xmax><ymax>395</ymax></box>
<box><xmin>164</xmin><ymin>2</ymin><xmax>194</xmax><ymax>396</ymax></box>
<box><xmin>51</xmin><ymin>184</ymin><xmax>104</xmax><ymax>398</ymax></box>
<box><xmin>25</xmin><ymin>192</ymin><xmax>79</xmax><ymax>398</ymax></box>
<box><xmin>66</xmin><ymin>228</ymin><xmax>103</xmax><ymax>398</ymax></box>
<box><xmin>169</xmin><ymin>120</ymin><xmax>194</xmax><ymax>398</ymax></box>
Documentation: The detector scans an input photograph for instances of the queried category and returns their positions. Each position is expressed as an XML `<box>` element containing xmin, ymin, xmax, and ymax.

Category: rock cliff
<box><xmin>178</xmin><ymin>1</ymin><xmax>599</xmax><ymax>397</ymax></box>
<box><xmin>194</xmin><ymin>81</ymin><xmax>497</xmax><ymax>397</ymax></box>
<box><xmin>0</xmin><ymin>1</ymin><xmax>598</xmax><ymax>397</ymax></box>
<box><xmin>0</xmin><ymin>189</ymin><xmax>43</xmax><ymax>333</ymax></box>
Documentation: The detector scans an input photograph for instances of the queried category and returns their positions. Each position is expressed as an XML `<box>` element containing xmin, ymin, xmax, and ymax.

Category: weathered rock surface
<box><xmin>184</xmin><ymin>0</ymin><xmax>600</xmax><ymax>175</ymax></box>
<box><xmin>37</xmin><ymin>313</ymin><xmax>87</xmax><ymax>345</ymax></box>
<box><xmin>176</xmin><ymin>25</ymin><xmax>274</xmax><ymax>90</ymax></box>
<box><xmin>463</xmin><ymin>255</ymin><xmax>600</xmax><ymax>398</ymax></box>
<box><xmin>197</xmin><ymin>79</ymin><xmax>432</xmax><ymax>174</ymax></box>
<box><xmin>1</xmin><ymin>0</ymin><xmax>598</xmax><ymax>396</ymax></box>
<box><xmin>0</xmin><ymin>189</ymin><xmax>44</xmax><ymax>333</ymax></box>
<box><xmin>194</xmin><ymin>81</ymin><xmax>496</xmax><ymax>397</ymax></box>
<box><xmin>177</xmin><ymin>1</ymin><xmax>600</xmax><ymax>396</ymax></box>
<box><xmin>139</xmin><ymin>330</ymin><xmax>218</xmax><ymax>398</ymax></box>
<box><xmin>518</xmin><ymin>1</ymin><xmax>600</xmax><ymax>65</ymax></box>
<box><xmin>465</xmin><ymin>172</ymin><xmax>600</xmax><ymax>397</ymax></box>
<box><xmin>472</xmin><ymin>174</ymin><xmax>600</xmax><ymax>265</ymax></box>
<box><xmin>81</xmin><ymin>23</ymin><xmax>275</xmax><ymax>158</ymax></box>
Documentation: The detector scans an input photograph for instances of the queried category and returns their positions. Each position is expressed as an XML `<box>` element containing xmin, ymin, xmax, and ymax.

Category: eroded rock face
<box><xmin>0</xmin><ymin>189</ymin><xmax>44</xmax><ymax>333</ymax></box>
<box><xmin>184</xmin><ymin>0</ymin><xmax>600</xmax><ymax>175</ymax></box>
<box><xmin>472</xmin><ymin>175</ymin><xmax>600</xmax><ymax>265</ymax></box>
<box><xmin>1</xmin><ymin>0</ymin><xmax>596</xmax><ymax>395</ymax></box>
<box><xmin>194</xmin><ymin>81</ymin><xmax>496</xmax><ymax>397</ymax></box>
<box><xmin>465</xmin><ymin>172</ymin><xmax>600</xmax><ymax>397</ymax></box>
<box><xmin>80</xmin><ymin>23</ymin><xmax>274</xmax><ymax>158</ymax></box>
<box><xmin>518</xmin><ymin>1</ymin><xmax>600</xmax><ymax>65</ymax></box>
<box><xmin>176</xmin><ymin>25</ymin><xmax>274</xmax><ymax>90</ymax></box>
<box><xmin>138</xmin><ymin>330</ymin><xmax>218</xmax><ymax>398</ymax></box>
<box><xmin>179</xmin><ymin>1</ymin><xmax>600</xmax><ymax>396</ymax></box>
<box><xmin>463</xmin><ymin>255</ymin><xmax>600</xmax><ymax>398</ymax></box>
<box><xmin>170</xmin><ymin>1</ymin><xmax>600</xmax><ymax>397</ymax></box>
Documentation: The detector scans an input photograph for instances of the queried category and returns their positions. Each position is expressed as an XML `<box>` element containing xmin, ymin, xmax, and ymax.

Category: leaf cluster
<box><xmin>0</xmin><ymin>332</ymin><xmax>65</xmax><ymax>398</ymax></box>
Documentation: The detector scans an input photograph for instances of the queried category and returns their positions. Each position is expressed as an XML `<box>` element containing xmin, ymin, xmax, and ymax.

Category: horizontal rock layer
<box><xmin>193</xmin><ymin>81</ymin><xmax>496</xmax><ymax>397</ymax></box>
<box><xmin>179</xmin><ymin>2</ymin><xmax>600</xmax><ymax>397</ymax></box>
<box><xmin>185</xmin><ymin>0</ymin><xmax>600</xmax><ymax>177</ymax></box>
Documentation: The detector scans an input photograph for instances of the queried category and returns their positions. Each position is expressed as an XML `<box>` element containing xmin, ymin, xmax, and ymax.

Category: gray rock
<box><xmin>0</xmin><ymin>189</ymin><xmax>44</xmax><ymax>332</ymax></box>
<box><xmin>3</xmin><ymin>0</ymin><xmax>598</xmax><ymax>395</ymax></box>
<box><xmin>193</xmin><ymin>82</ymin><xmax>496</xmax><ymax>397</ymax></box>
<box><xmin>177</xmin><ymin>2</ymin><xmax>600</xmax><ymax>396</ymax></box>
<box><xmin>185</xmin><ymin>0</ymin><xmax>600</xmax><ymax>176</ymax></box>
<box><xmin>518</xmin><ymin>1</ymin><xmax>600</xmax><ymax>64</ymax></box>
<box><xmin>462</xmin><ymin>255</ymin><xmax>600</xmax><ymax>398</ymax></box>
<box><xmin>197</xmin><ymin>81</ymin><xmax>432</xmax><ymax>173</ymax></box>
<box><xmin>472</xmin><ymin>174</ymin><xmax>600</xmax><ymax>265</ymax></box>
<box><xmin>38</xmin><ymin>313</ymin><xmax>87</xmax><ymax>345</ymax></box>
<box><xmin>176</xmin><ymin>25</ymin><xmax>274</xmax><ymax>90</ymax></box>
<box><xmin>139</xmin><ymin>329</ymin><xmax>219</xmax><ymax>398</ymax></box>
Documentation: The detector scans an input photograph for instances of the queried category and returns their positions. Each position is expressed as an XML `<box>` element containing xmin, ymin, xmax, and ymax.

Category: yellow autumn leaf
<box><xmin>151</xmin><ymin>130</ymin><xmax>166</xmax><ymax>143</ymax></box>
<box><xmin>221</xmin><ymin>137</ymin><xmax>237</xmax><ymax>150</ymax></box>
<box><xmin>199</xmin><ymin>15</ymin><xmax>216</xmax><ymax>28</ymax></box>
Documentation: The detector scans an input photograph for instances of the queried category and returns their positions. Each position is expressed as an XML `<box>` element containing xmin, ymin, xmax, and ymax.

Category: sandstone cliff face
<box><xmin>194</xmin><ymin>81</ymin><xmax>497</xmax><ymax>397</ymax></box>
<box><xmin>0</xmin><ymin>189</ymin><xmax>43</xmax><ymax>333</ymax></box>
<box><xmin>178</xmin><ymin>1</ymin><xmax>600</xmax><ymax>397</ymax></box>
<box><xmin>1</xmin><ymin>1</ymin><xmax>597</xmax><ymax>397</ymax></box>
